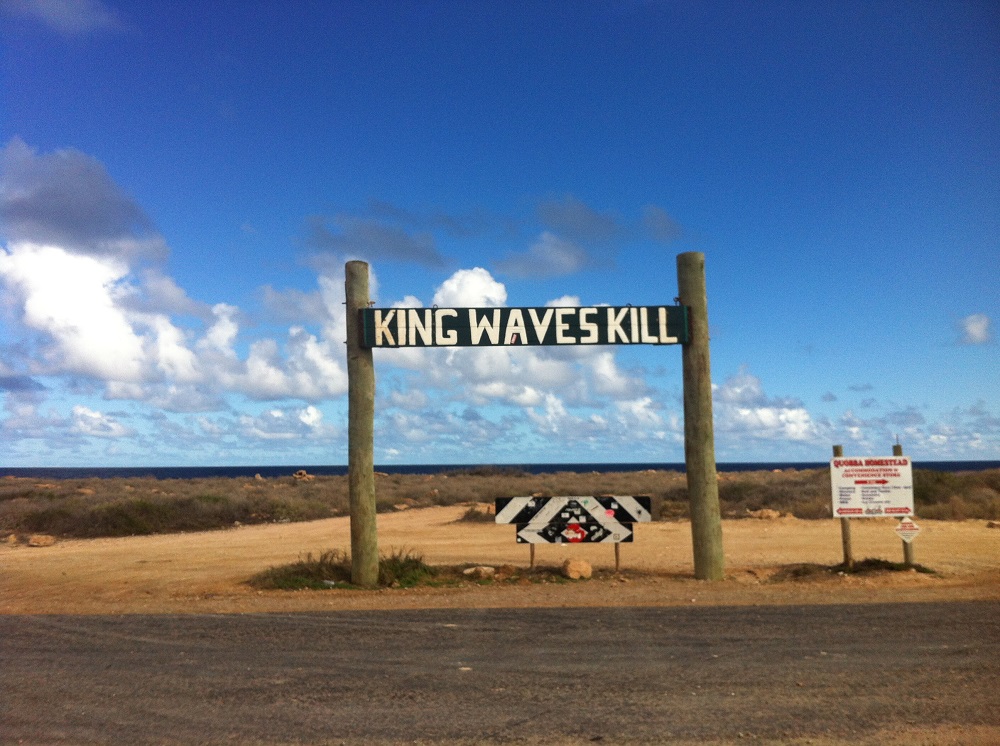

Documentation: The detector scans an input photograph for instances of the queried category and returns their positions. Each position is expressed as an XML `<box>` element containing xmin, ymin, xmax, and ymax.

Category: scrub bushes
<box><xmin>2</xmin><ymin>467</ymin><xmax>998</xmax><ymax>539</ymax></box>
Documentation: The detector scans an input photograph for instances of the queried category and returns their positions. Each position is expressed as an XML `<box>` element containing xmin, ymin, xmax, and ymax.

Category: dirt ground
<box><xmin>2</xmin><ymin>505</ymin><xmax>998</xmax><ymax>615</ymax></box>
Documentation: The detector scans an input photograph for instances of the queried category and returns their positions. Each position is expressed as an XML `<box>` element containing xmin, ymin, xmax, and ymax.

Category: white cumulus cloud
<box><xmin>71</xmin><ymin>405</ymin><xmax>132</xmax><ymax>437</ymax></box>
<box><xmin>714</xmin><ymin>367</ymin><xmax>819</xmax><ymax>442</ymax></box>
<box><xmin>0</xmin><ymin>243</ymin><xmax>147</xmax><ymax>381</ymax></box>
<box><xmin>432</xmin><ymin>267</ymin><xmax>507</xmax><ymax>307</ymax></box>
<box><xmin>0</xmin><ymin>142</ymin><xmax>356</xmax><ymax>412</ymax></box>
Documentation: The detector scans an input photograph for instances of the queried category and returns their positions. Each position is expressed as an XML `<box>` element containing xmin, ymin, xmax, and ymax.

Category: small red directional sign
<box><xmin>894</xmin><ymin>518</ymin><xmax>921</xmax><ymax>543</ymax></box>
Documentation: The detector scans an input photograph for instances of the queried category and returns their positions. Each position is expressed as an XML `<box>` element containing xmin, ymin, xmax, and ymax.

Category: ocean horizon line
<box><xmin>2</xmin><ymin>459</ymin><xmax>998</xmax><ymax>480</ymax></box>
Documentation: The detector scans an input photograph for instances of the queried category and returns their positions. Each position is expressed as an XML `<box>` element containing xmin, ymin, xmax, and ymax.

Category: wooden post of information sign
<box><xmin>833</xmin><ymin>444</ymin><xmax>854</xmax><ymax>569</ymax></box>
<box><xmin>345</xmin><ymin>261</ymin><xmax>379</xmax><ymax>588</ymax></box>
<box><xmin>677</xmin><ymin>252</ymin><xmax>724</xmax><ymax>581</ymax></box>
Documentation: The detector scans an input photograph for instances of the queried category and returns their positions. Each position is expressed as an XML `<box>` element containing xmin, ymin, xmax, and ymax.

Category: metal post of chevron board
<box><xmin>677</xmin><ymin>252</ymin><xmax>724</xmax><ymax>581</ymax></box>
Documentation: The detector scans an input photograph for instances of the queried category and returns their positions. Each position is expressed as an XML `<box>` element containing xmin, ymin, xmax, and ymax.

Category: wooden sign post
<box><xmin>833</xmin><ymin>444</ymin><xmax>853</xmax><ymax>569</ymax></box>
<box><xmin>344</xmin><ymin>261</ymin><xmax>379</xmax><ymax>587</ymax></box>
<box><xmin>830</xmin><ymin>442</ymin><xmax>916</xmax><ymax>571</ymax></box>
<box><xmin>346</xmin><ymin>252</ymin><xmax>726</xmax><ymax>582</ymax></box>
<box><xmin>677</xmin><ymin>252</ymin><xmax>725</xmax><ymax>581</ymax></box>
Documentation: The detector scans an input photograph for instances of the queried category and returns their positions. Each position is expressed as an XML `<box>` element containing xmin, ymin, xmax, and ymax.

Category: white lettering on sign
<box><xmin>409</xmin><ymin>309</ymin><xmax>432</xmax><ymax>346</ymax></box>
<box><xmin>435</xmin><ymin>308</ymin><xmax>458</xmax><ymax>345</ymax></box>
<box><xmin>608</xmin><ymin>307</ymin><xmax>629</xmax><ymax>343</ymax></box>
<box><xmin>361</xmin><ymin>305</ymin><xmax>688</xmax><ymax>347</ymax></box>
<box><xmin>658</xmin><ymin>307</ymin><xmax>677</xmax><ymax>343</ymax></box>
<box><xmin>555</xmin><ymin>308</ymin><xmax>573</xmax><ymax>344</ymax></box>
<box><xmin>639</xmin><ymin>308</ymin><xmax>658</xmax><ymax>343</ymax></box>
<box><xmin>504</xmin><ymin>309</ymin><xmax>527</xmax><ymax>345</ymax></box>
<box><xmin>469</xmin><ymin>308</ymin><xmax>501</xmax><ymax>345</ymax></box>
<box><xmin>580</xmin><ymin>307</ymin><xmax>598</xmax><ymax>343</ymax></box>
<box><xmin>529</xmin><ymin>307</ymin><xmax>554</xmax><ymax>342</ymax></box>
<box><xmin>374</xmin><ymin>309</ymin><xmax>396</xmax><ymax>346</ymax></box>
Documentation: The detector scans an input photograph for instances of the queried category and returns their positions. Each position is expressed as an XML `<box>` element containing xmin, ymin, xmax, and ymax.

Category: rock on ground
<box><xmin>463</xmin><ymin>566</ymin><xmax>496</xmax><ymax>580</ymax></box>
<box><xmin>562</xmin><ymin>559</ymin><xmax>592</xmax><ymax>579</ymax></box>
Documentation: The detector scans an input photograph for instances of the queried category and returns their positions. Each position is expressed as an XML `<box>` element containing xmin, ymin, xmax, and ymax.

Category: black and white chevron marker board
<box><xmin>494</xmin><ymin>496</ymin><xmax>652</xmax><ymax>525</ymax></box>
<box><xmin>514</xmin><ymin>519</ymin><xmax>636</xmax><ymax>544</ymax></box>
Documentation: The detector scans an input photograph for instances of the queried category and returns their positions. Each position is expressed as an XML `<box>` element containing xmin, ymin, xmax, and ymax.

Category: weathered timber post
<box><xmin>345</xmin><ymin>261</ymin><xmax>379</xmax><ymax>587</ymax></box>
<box><xmin>833</xmin><ymin>444</ymin><xmax>854</xmax><ymax>569</ymax></box>
<box><xmin>894</xmin><ymin>443</ymin><xmax>915</xmax><ymax>568</ymax></box>
<box><xmin>677</xmin><ymin>252</ymin><xmax>724</xmax><ymax>581</ymax></box>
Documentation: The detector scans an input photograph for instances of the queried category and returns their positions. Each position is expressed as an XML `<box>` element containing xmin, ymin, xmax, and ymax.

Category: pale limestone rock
<box><xmin>562</xmin><ymin>559</ymin><xmax>592</xmax><ymax>580</ymax></box>
<box><xmin>462</xmin><ymin>566</ymin><xmax>496</xmax><ymax>580</ymax></box>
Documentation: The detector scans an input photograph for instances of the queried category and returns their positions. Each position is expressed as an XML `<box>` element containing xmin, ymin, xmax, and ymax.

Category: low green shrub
<box><xmin>247</xmin><ymin>548</ymin><xmax>435</xmax><ymax>590</ymax></box>
<box><xmin>378</xmin><ymin>548</ymin><xmax>436</xmax><ymax>587</ymax></box>
<box><xmin>247</xmin><ymin>549</ymin><xmax>352</xmax><ymax>590</ymax></box>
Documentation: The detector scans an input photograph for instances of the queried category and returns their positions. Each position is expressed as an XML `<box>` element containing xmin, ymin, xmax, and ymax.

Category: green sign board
<box><xmin>360</xmin><ymin>305</ymin><xmax>688</xmax><ymax>348</ymax></box>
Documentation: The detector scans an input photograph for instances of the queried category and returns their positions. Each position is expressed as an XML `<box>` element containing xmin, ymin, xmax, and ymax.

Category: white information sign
<box><xmin>894</xmin><ymin>517</ymin><xmax>921</xmax><ymax>543</ymax></box>
<box><xmin>830</xmin><ymin>456</ymin><xmax>914</xmax><ymax>517</ymax></box>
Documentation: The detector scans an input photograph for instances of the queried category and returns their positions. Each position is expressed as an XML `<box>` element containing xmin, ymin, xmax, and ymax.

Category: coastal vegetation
<box><xmin>2</xmin><ymin>466</ymin><xmax>998</xmax><ymax>540</ymax></box>
<box><xmin>246</xmin><ymin>548</ymin><xmax>437</xmax><ymax>590</ymax></box>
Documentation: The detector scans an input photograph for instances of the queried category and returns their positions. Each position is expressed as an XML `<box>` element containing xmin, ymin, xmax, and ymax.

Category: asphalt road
<box><xmin>2</xmin><ymin>602</ymin><xmax>998</xmax><ymax>745</ymax></box>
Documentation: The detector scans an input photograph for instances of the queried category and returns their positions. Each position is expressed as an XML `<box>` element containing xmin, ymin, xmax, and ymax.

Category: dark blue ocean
<box><xmin>1</xmin><ymin>461</ymin><xmax>997</xmax><ymax>480</ymax></box>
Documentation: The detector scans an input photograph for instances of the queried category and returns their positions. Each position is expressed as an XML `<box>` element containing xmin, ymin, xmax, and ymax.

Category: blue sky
<box><xmin>1</xmin><ymin>0</ymin><xmax>997</xmax><ymax>467</ymax></box>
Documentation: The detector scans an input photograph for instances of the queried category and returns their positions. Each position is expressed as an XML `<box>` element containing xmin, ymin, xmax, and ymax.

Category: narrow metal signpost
<box><xmin>346</xmin><ymin>252</ymin><xmax>725</xmax><ymax>581</ymax></box>
<box><xmin>893</xmin><ymin>443</ymin><xmax>917</xmax><ymax>568</ymax></box>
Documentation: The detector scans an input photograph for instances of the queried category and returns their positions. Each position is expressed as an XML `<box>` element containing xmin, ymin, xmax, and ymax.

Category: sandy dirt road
<box><xmin>2</xmin><ymin>506</ymin><xmax>998</xmax><ymax>614</ymax></box>
<box><xmin>4</xmin><ymin>603</ymin><xmax>998</xmax><ymax>745</ymax></box>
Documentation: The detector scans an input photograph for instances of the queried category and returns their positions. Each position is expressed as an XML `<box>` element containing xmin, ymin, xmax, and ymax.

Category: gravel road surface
<box><xmin>3</xmin><ymin>601</ymin><xmax>998</xmax><ymax>745</ymax></box>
